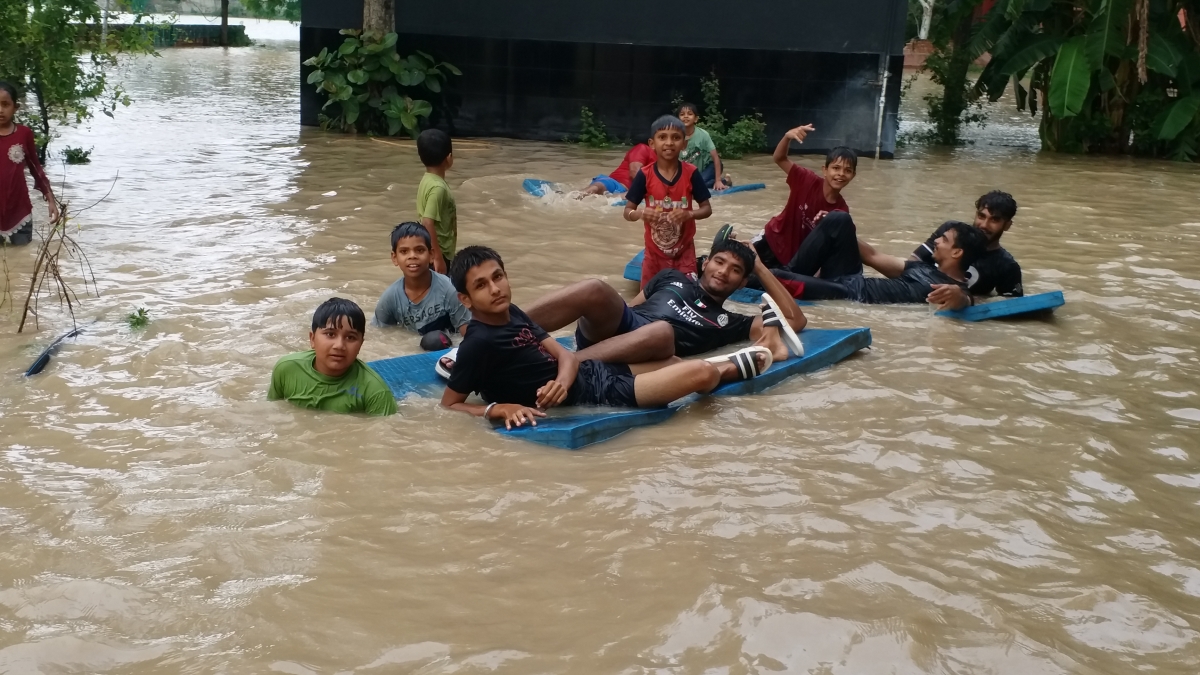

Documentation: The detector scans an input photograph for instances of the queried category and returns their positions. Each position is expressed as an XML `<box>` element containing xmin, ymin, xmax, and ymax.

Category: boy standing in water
<box><xmin>677</xmin><ymin>102</ymin><xmax>727</xmax><ymax>192</ymax></box>
<box><xmin>373</xmin><ymin>222</ymin><xmax>471</xmax><ymax>338</ymax></box>
<box><xmin>580</xmin><ymin>139</ymin><xmax>656</xmax><ymax>196</ymax></box>
<box><xmin>416</xmin><ymin>129</ymin><xmax>457</xmax><ymax>275</ymax></box>
<box><xmin>622</xmin><ymin>115</ymin><xmax>713</xmax><ymax>287</ymax></box>
<box><xmin>0</xmin><ymin>81</ymin><xmax>59</xmax><ymax>245</ymax></box>
<box><xmin>751</xmin><ymin>125</ymin><xmax>856</xmax><ymax>271</ymax></box>
<box><xmin>269</xmin><ymin>298</ymin><xmax>397</xmax><ymax>416</ymax></box>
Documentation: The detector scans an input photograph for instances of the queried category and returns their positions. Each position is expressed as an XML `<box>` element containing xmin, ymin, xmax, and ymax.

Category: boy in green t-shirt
<box><xmin>416</xmin><ymin>129</ymin><xmax>457</xmax><ymax>275</ymax></box>
<box><xmin>268</xmin><ymin>297</ymin><xmax>397</xmax><ymax>416</ymax></box>
<box><xmin>677</xmin><ymin>102</ymin><xmax>728</xmax><ymax>192</ymax></box>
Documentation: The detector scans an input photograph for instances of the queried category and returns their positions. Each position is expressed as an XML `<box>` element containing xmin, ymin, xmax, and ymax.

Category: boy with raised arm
<box><xmin>439</xmin><ymin>246</ymin><xmax>773</xmax><ymax>430</ymax></box>
<box><xmin>622</xmin><ymin>115</ymin><xmax>713</xmax><ymax>286</ymax></box>
<box><xmin>269</xmin><ymin>298</ymin><xmax>397</xmax><ymax>416</ymax></box>
<box><xmin>750</xmin><ymin>125</ymin><xmax>856</xmax><ymax>271</ymax></box>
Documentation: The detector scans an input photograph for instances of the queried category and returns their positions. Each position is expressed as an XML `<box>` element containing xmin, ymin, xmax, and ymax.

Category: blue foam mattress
<box><xmin>368</xmin><ymin>328</ymin><xmax>870</xmax><ymax>450</ymax></box>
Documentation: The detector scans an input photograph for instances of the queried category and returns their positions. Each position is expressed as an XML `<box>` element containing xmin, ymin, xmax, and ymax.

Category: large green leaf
<box><xmin>347</xmin><ymin>69</ymin><xmax>367</xmax><ymax>85</ymax></box>
<box><xmin>442</xmin><ymin>62</ymin><xmax>462</xmax><ymax>76</ymax></box>
<box><xmin>1049</xmin><ymin>37</ymin><xmax>1091</xmax><ymax>118</ymax></box>
<box><xmin>424</xmin><ymin>77</ymin><xmax>441</xmax><ymax>93</ymax></box>
<box><xmin>967</xmin><ymin>7</ymin><xmax>1012</xmax><ymax>61</ymax></box>
<box><xmin>305</xmin><ymin>69</ymin><xmax>324</xmax><ymax>85</ymax></box>
<box><xmin>343</xmin><ymin>99</ymin><xmax>360</xmax><ymax>126</ymax></box>
<box><xmin>1159</xmin><ymin>94</ymin><xmax>1200</xmax><ymax>140</ymax></box>
<box><xmin>1146</xmin><ymin>33</ymin><xmax>1181</xmax><ymax>77</ymax></box>
<box><xmin>1178</xmin><ymin>52</ymin><xmax>1200</xmax><ymax>96</ymax></box>
<box><xmin>1000</xmin><ymin>35</ymin><xmax>1062</xmax><ymax>76</ymax></box>
<box><xmin>410</xmin><ymin>99</ymin><xmax>433</xmax><ymax>117</ymax></box>
<box><xmin>1085</xmin><ymin>0</ymin><xmax>1129</xmax><ymax>69</ymax></box>
<box><xmin>1006</xmin><ymin>0</ymin><xmax>1025</xmax><ymax>20</ymax></box>
<box><xmin>338</xmin><ymin>38</ymin><xmax>360</xmax><ymax>56</ymax></box>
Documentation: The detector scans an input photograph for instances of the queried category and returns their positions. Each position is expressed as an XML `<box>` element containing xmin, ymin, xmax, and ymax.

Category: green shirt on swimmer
<box><xmin>269</xmin><ymin>351</ymin><xmax>396</xmax><ymax>416</ymax></box>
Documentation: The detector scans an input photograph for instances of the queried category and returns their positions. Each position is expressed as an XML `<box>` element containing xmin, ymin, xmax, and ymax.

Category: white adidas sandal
<box><xmin>434</xmin><ymin>347</ymin><xmax>458</xmax><ymax>380</ymax></box>
<box><xmin>761</xmin><ymin>295</ymin><xmax>804</xmax><ymax>357</ymax></box>
<box><xmin>705</xmin><ymin>345</ymin><xmax>773</xmax><ymax>380</ymax></box>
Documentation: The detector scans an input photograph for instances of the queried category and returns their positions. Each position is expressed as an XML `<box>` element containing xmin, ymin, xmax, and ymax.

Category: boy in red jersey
<box><xmin>580</xmin><ymin>140</ymin><xmax>656</xmax><ymax>196</ymax></box>
<box><xmin>621</xmin><ymin>115</ymin><xmax>713</xmax><ymax>287</ymax></box>
<box><xmin>750</xmin><ymin>124</ymin><xmax>856</xmax><ymax>271</ymax></box>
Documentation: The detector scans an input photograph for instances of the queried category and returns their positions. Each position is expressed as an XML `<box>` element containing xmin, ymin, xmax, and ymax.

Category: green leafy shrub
<box><xmin>576</xmin><ymin>106</ymin><xmax>613</xmax><ymax>148</ymax></box>
<box><xmin>62</xmin><ymin>146</ymin><xmax>91</xmax><ymax>164</ymax></box>
<box><xmin>125</xmin><ymin>307</ymin><xmax>149</xmax><ymax>330</ymax></box>
<box><xmin>698</xmin><ymin>74</ymin><xmax>766</xmax><ymax>159</ymax></box>
<box><xmin>302</xmin><ymin>30</ymin><xmax>460</xmax><ymax>138</ymax></box>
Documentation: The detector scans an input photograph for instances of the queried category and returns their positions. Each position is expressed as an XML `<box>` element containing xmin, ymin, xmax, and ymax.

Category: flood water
<box><xmin>2</xmin><ymin>36</ymin><xmax>1200</xmax><ymax>674</ymax></box>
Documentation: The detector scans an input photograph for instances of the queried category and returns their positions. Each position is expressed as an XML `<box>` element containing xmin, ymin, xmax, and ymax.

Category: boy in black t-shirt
<box><xmin>440</xmin><ymin>247</ymin><xmax>773</xmax><ymax>429</ymax></box>
<box><xmin>772</xmin><ymin>212</ymin><xmax>988</xmax><ymax>305</ymax></box>
<box><xmin>521</xmin><ymin>237</ymin><xmax>808</xmax><ymax>365</ymax></box>
<box><xmin>859</xmin><ymin>190</ymin><xmax>1023</xmax><ymax>309</ymax></box>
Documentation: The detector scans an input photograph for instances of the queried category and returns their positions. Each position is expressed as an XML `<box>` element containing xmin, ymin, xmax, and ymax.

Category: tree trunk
<box><xmin>934</xmin><ymin>10</ymin><xmax>975</xmax><ymax>144</ymax></box>
<box><xmin>919</xmin><ymin>0</ymin><xmax>935</xmax><ymax>40</ymax></box>
<box><xmin>33</xmin><ymin>79</ymin><xmax>51</xmax><ymax>164</ymax></box>
<box><xmin>362</xmin><ymin>0</ymin><xmax>395</xmax><ymax>38</ymax></box>
<box><xmin>220</xmin><ymin>0</ymin><xmax>229</xmax><ymax>46</ymax></box>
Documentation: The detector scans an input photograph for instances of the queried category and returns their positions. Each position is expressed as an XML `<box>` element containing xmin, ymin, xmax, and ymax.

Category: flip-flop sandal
<box><xmin>711</xmin><ymin>224</ymin><xmax>735</xmax><ymax>251</ymax></box>
<box><xmin>705</xmin><ymin>345</ymin><xmax>773</xmax><ymax>380</ymax></box>
<box><xmin>761</xmin><ymin>295</ymin><xmax>804</xmax><ymax>357</ymax></box>
<box><xmin>434</xmin><ymin>347</ymin><xmax>458</xmax><ymax>380</ymax></box>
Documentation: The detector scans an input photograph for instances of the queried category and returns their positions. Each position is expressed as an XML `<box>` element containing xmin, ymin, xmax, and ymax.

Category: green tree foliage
<box><xmin>698</xmin><ymin>74</ymin><xmax>767</xmax><ymax>159</ymax></box>
<box><xmin>576</xmin><ymin>106</ymin><xmax>613</xmax><ymax>148</ymax></box>
<box><xmin>242</xmin><ymin>0</ymin><xmax>299</xmax><ymax>21</ymax></box>
<box><xmin>302</xmin><ymin>30</ymin><xmax>460</xmax><ymax>137</ymax></box>
<box><xmin>0</xmin><ymin>0</ymin><xmax>156</xmax><ymax>162</ymax></box>
<box><xmin>972</xmin><ymin>0</ymin><xmax>1200</xmax><ymax>159</ymax></box>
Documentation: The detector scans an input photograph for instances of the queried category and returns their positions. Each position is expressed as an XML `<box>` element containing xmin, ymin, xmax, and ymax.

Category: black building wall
<box><xmin>300</xmin><ymin>0</ymin><xmax>906</xmax><ymax>157</ymax></box>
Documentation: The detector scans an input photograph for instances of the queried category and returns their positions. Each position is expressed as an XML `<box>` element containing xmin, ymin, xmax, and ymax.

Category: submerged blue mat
<box><xmin>368</xmin><ymin>328</ymin><xmax>870</xmax><ymax>450</ymax></box>
<box><xmin>625</xmin><ymin>251</ymin><xmax>1063</xmax><ymax>321</ymax></box>
<box><xmin>523</xmin><ymin>178</ymin><xmax>766</xmax><ymax>206</ymax></box>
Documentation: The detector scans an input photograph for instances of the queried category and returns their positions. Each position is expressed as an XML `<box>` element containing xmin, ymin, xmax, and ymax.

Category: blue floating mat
<box><xmin>368</xmin><ymin>328</ymin><xmax>870</xmax><ymax>450</ymax></box>
<box><xmin>625</xmin><ymin>251</ymin><xmax>1062</xmax><ymax>320</ymax></box>
<box><xmin>936</xmin><ymin>290</ymin><xmax>1064</xmax><ymax>321</ymax></box>
<box><xmin>522</xmin><ymin>178</ymin><xmax>766</xmax><ymax>206</ymax></box>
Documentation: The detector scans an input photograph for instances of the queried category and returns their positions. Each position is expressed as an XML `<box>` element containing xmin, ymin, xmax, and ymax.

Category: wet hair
<box><xmin>710</xmin><ymin>238</ymin><xmax>756</xmax><ymax>277</ymax></box>
<box><xmin>976</xmin><ymin>190</ymin><xmax>1017</xmax><ymax>221</ymax></box>
<box><xmin>824</xmin><ymin>146</ymin><xmax>857</xmax><ymax>171</ymax></box>
<box><xmin>944</xmin><ymin>221</ymin><xmax>988</xmax><ymax>268</ymax></box>
<box><xmin>449</xmin><ymin>245</ymin><xmax>504</xmax><ymax>294</ymax></box>
<box><xmin>311</xmin><ymin>297</ymin><xmax>366</xmax><ymax>334</ymax></box>
<box><xmin>650</xmin><ymin>115</ymin><xmax>685</xmax><ymax>138</ymax></box>
<box><xmin>0</xmin><ymin>81</ymin><xmax>18</xmax><ymax>106</ymax></box>
<box><xmin>390</xmin><ymin>221</ymin><xmax>430</xmax><ymax>251</ymax></box>
<box><xmin>417</xmin><ymin>128</ymin><xmax>452</xmax><ymax>167</ymax></box>
<box><xmin>676</xmin><ymin>102</ymin><xmax>699</xmax><ymax>117</ymax></box>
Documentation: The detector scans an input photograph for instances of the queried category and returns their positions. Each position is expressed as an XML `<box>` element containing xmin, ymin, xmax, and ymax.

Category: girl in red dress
<box><xmin>0</xmin><ymin>81</ymin><xmax>59</xmax><ymax>246</ymax></box>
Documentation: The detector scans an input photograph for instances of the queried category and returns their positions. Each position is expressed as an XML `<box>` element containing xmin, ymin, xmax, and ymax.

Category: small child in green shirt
<box><xmin>268</xmin><ymin>297</ymin><xmax>397</xmax><ymax>416</ymax></box>
<box><xmin>416</xmin><ymin>129</ymin><xmax>457</xmax><ymax>275</ymax></box>
<box><xmin>677</xmin><ymin>102</ymin><xmax>728</xmax><ymax>193</ymax></box>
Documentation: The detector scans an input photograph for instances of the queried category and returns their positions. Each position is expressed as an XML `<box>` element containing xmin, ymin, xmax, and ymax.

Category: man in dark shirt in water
<box><xmin>522</xmin><ymin>237</ymin><xmax>808</xmax><ymax>365</ymax></box>
<box><xmin>859</xmin><ymin>190</ymin><xmax>1023</xmax><ymax>309</ymax></box>
<box><xmin>770</xmin><ymin>211</ymin><xmax>988</xmax><ymax>306</ymax></box>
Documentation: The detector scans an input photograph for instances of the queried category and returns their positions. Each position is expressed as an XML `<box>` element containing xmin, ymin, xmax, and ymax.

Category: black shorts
<box><xmin>572</xmin><ymin>360</ymin><xmax>638</xmax><ymax>408</ymax></box>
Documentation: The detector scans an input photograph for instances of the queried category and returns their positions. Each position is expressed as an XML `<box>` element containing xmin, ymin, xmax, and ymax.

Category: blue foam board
<box><xmin>935</xmin><ymin>290</ymin><xmax>1064</xmax><ymax>321</ymax></box>
<box><xmin>368</xmin><ymin>329</ymin><xmax>870</xmax><ymax>450</ymax></box>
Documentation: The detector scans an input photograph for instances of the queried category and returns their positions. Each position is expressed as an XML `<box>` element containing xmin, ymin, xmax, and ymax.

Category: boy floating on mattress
<box><xmin>438</xmin><ymin>242</ymin><xmax>802</xmax><ymax>429</ymax></box>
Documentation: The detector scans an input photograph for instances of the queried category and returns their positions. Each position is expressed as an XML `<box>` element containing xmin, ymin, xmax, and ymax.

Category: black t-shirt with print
<box><xmin>447</xmin><ymin>305</ymin><xmax>576</xmax><ymax>407</ymax></box>
<box><xmin>913</xmin><ymin>221</ymin><xmax>1023</xmax><ymax>297</ymax></box>
<box><xmin>632</xmin><ymin>269</ymin><xmax>754</xmax><ymax>357</ymax></box>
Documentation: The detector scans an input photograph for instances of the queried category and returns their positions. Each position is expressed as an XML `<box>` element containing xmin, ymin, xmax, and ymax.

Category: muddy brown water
<box><xmin>1</xmin><ymin>38</ymin><xmax>1199</xmax><ymax>674</ymax></box>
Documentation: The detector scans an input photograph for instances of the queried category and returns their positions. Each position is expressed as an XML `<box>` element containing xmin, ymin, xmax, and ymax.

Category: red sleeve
<box><xmin>786</xmin><ymin>163</ymin><xmax>819</xmax><ymax>191</ymax></box>
<box><xmin>22</xmin><ymin>128</ymin><xmax>52</xmax><ymax>199</ymax></box>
